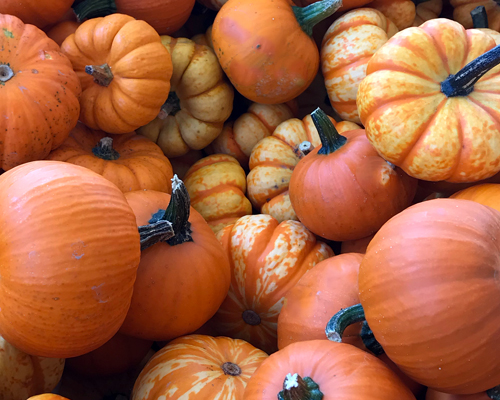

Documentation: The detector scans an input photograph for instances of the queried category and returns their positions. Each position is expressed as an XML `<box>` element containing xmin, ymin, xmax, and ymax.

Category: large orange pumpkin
<box><xmin>370</xmin><ymin>0</ymin><xmax>417</xmax><ymax>29</ymax></box>
<box><xmin>119</xmin><ymin>177</ymin><xmax>231</xmax><ymax>341</ymax></box>
<box><xmin>0</xmin><ymin>1</ymin><xmax>73</xmax><ymax>28</ymax></box>
<box><xmin>47</xmin><ymin>123</ymin><xmax>173</xmax><ymax>193</ymax></box>
<box><xmin>0</xmin><ymin>161</ymin><xmax>141</xmax><ymax>358</ymax></box>
<box><xmin>357</xmin><ymin>19</ymin><xmax>500</xmax><ymax>183</ymax></box>
<box><xmin>0</xmin><ymin>14</ymin><xmax>81</xmax><ymax>171</ymax></box>
<box><xmin>212</xmin><ymin>0</ymin><xmax>343</xmax><ymax>104</ymax></box>
<box><xmin>61</xmin><ymin>14</ymin><xmax>172</xmax><ymax>134</ymax></box>
<box><xmin>132</xmin><ymin>335</ymin><xmax>268</xmax><ymax>400</ymax></box>
<box><xmin>451</xmin><ymin>0</ymin><xmax>500</xmax><ymax>31</ymax></box>
<box><xmin>211</xmin><ymin>214</ymin><xmax>333</xmax><ymax>354</ymax></box>
<box><xmin>450</xmin><ymin>183</ymin><xmax>500</xmax><ymax>212</ymax></box>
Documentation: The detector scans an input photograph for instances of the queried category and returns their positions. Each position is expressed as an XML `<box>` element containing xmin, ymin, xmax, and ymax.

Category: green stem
<box><xmin>292</xmin><ymin>0</ymin><xmax>343</xmax><ymax>36</ymax></box>
<box><xmin>487</xmin><ymin>386</ymin><xmax>500</xmax><ymax>399</ymax></box>
<box><xmin>73</xmin><ymin>0</ymin><xmax>117</xmax><ymax>21</ymax></box>
<box><xmin>471</xmin><ymin>6</ymin><xmax>489</xmax><ymax>29</ymax></box>
<box><xmin>92</xmin><ymin>137</ymin><xmax>120</xmax><ymax>160</ymax></box>
<box><xmin>360</xmin><ymin>321</ymin><xmax>385</xmax><ymax>356</ymax></box>
<box><xmin>325</xmin><ymin>303</ymin><xmax>365</xmax><ymax>343</ymax></box>
<box><xmin>86</xmin><ymin>64</ymin><xmax>114</xmax><ymax>87</ymax></box>
<box><xmin>278</xmin><ymin>374</ymin><xmax>324</xmax><ymax>400</ymax></box>
<box><xmin>311</xmin><ymin>107</ymin><xmax>347</xmax><ymax>155</ymax></box>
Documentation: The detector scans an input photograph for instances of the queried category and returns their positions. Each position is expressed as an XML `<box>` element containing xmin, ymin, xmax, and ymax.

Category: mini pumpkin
<box><xmin>470</xmin><ymin>5</ymin><xmax>500</xmax><ymax>44</ymax></box>
<box><xmin>370</xmin><ymin>0</ymin><xmax>416</xmax><ymax>29</ymax></box>
<box><xmin>61</xmin><ymin>14</ymin><xmax>172</xmax><ymax>134</ymax></box>
<box><xmin>138</xmin><ymin>36</ymin><xmax>233</xmax><ymax>158</ymax></box>
<box><xmin>46</xmin><ymin>20</ymin><xmax>80</xmax><ymax>46</ymax></box>
<box><xmin>0</xmin><ymin>0</ymin><xmax>73</xmax><ymax>28</ymax></box>
<box><xmin>451</xmin><ymin>0</ymin><xmax>500</xmax><ymax>31</ymax></box>
<box><xmin>412</xmin><ymin>0</ymin><xmax>444</xmax><ymax>26</ymax></box>
<box><xmin>47</xmin><ymin>123</ymin><xmax>173</xmax><ymax>193</ymax></box>
<box><xmin>450</xmin><ymin>183</ymin><xmax>500</xmax><ymax>212</ymax></box>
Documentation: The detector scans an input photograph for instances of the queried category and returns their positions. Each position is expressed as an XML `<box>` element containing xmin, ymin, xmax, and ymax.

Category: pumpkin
<box><xmin>470</xmin><ymin>5</ymin><xmax>500</xmax><ymax>45</ymax></box>
<box><xmin>289</xmin><ymin>108</ymin><xmax>417</xmax><ymax>242</ymax></box>
<box><xmin>451</xmin><ymin>0</ymin><xmax>500</xmax><ymax>31</ymax></box>
<box><xmin>184</xmin><ymin>154</ymin><xmax>252</xmax><ymax>233</ymax></box>
<box><xmin>333</xmin><ymin>199</ymin><xmax>500</xmax><ymax>394</ymax></box>
<box><xmin>137</xmin><ymin>36</ymin><xmax>233</xmax><ymax>158</ymax></box>
<box><xmin>212</xmin><ymin>0</ymin><xmax>343</xmax><ymax>104</ymax></box>
<box><xmin>321</xmin><ymin>8</ymin><xmax>398</xmax><ymax>124</ymax></box>
<box><xmin>119</xmin><ymin>177</ymin><xmax>231</xmax><ymax>341</ymax></box>
<box><xmin>0</xmin><ymin>161</ymin><xmax>141</xmax><ymax>358</ymax></box>
<box><xmin>169</xmin><ymin>150</ymin><xmax>204</xmax><ymax>180</ymax></box>
<box><xmin>72</xmin><ymin>0</ymin><xmax>195</xmax><ymax>35</ymax></box>
<box><xmin>369</xmin><ymin>0</ymin><xmax>416</xmax><ymax>30</ymax></box>
<box><xmin>0</xmin><ymin>334</ymin><xmax>65</xmax><ymax>400</ymax></box>
<box><xmin>65</xmin><ymin>333</ymin><xmax>153</xmax><ymax>377</ymax></box>
<box><xmin>293</xmin><ymin>0</ymin><xmax>372</xmax><ymax>10</ymax></box>
<box><xmin>132</xmin><ymin>335</ymin><xmax>268</xmax><ymax>400</ymax></box>
<box><xmin>412</xmin><ymin>0</ymin><xmax>444</xmax><ymax>26</ymax></box>
<box><xmin>247</xmin><ymin>113</ymin><xmax>360</xmax><ymax>222</ymax></box>
<box><xmin>340</xmin><ymin>234</ymin><xmax>374</xmax><ymax>254</ymax></box>
<box><xmin>211</xmin><ymin>214</ymin><xmax>333</xmax><ymax>354</ymax></box>
<box><xmin>426</xmin><ymin>389</ymin><xmax>490</xmax><ymax>400</ymax></box>
<box><xmin>0</xmin><ymin>14</ymin><xmax>81</xmax><ymax>171</ymax></box>
<box><xmin>192</xmin><ymin>25</ymin><xmax>214</xmax><ymax>49</ymax></box>
<box><xmin>46</xmin><ymin>122</ymin><xmax>174</xmax><ymax>193</ymax></box>
<box><xmin>46</xmin><ymin>20</ymin><xmax>80</xmax><ymax>46</ymax></box>
<box><xmin>0</xmin><ymin>0</ymin><xmax>73</xmax><ymax>28</ymax></box>
<box><xmin>450</xmin><ymin>183</ymin><xmax>500</xmax><ymax>212</ymax></box>
<box><xmin>28</xmin><ymin>396</ymin><xmax>70</xmax><ymax>400</ymax></box>
<box><xmin>243</xmin><ymin>340</ymin><xmax>416</xmax><ymax>400</ymax></box>
<box><xmin>60</xmin><ymin>14</ymin><xmax>172</xmax><ymax>134</ymax></box>
<box><xmin>207</xmin><ymin>102</ymin><xmax>297</xmax><ymax>168</ymax></box>
<box><xmin>357</xmin><ymin>18</ymin><xmax>500</xmax><ymax>183</ymax></box>
<box><xmin>277</xmin><ymin>253</ymin><xmax>364</xmax><ymax>350</ymax></box>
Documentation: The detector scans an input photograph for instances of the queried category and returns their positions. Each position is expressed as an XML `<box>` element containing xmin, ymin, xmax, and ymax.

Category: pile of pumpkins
<box><xmin>2</xmin><ymin>0</ymin><xmax>500</xmax><ymax>399</ymax></box>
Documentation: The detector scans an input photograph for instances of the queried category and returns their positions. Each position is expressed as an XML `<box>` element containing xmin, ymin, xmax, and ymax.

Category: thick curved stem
<box><xmin>92</xmin><ymin>137</ymin><xmax>120</xmax><ymax>160</ymax></box>
<box><xmin>73</xmin><ymin>0</ymin><xmax>118</xmax><ymax>21</ymax></box>
<box><xmin>360</xmin><ymin>321</ymin><xmax>385</xmax><ymax>356</ymax></box>
<box><xmin>86</xmin><ymin>64</ymin><xmax>114</xmax><ymax>87</ymax></box>
<box><xmin>139</xmin><ymin>220</ymin><xmax>174</xmax><ymax>251</ymax></box>
<box><xmin>0</xmin><ymin>64</ymin><xmax>14</xmax><ymax>83</ymax></box>
<box><xmin>487</xmin><ymin>386</ymin><xmax>500</xmax><ymax>399</ymax></box>
<box><xmin>325</xmin><ymin>303</ymin><xmax>365</xmax><ymax>342</ymax></box>
<box><xmin>278</xmin><ymin>374</ymin><xmax>324</xmax><ymax>400</ymax></box>
<box><xmin>471</xmin><ymin>6</ymin><xmax>489</xmax><ymax>29</ymax></box>
<box><xmin>311</xmin><ymin>107</ymin><xmax>347</xmax><ymax>155</ymax></box>
<box><xmin>293</xmin><ymin>0</ymin><xmax>343</xmax><ymax>36</ymax></box>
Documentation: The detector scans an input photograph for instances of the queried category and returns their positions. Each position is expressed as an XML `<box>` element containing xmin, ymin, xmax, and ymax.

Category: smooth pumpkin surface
<box><xmin>120</xmin><ymin>189</ymin><xmax>231</xmax><ymax>341</ymax></box>
<box><xmin>211</xmin><ymin>214</ymin><xmax>333</xmax><ymax>354</ymax></box>
<box><xmin>132</xmin><ymin>335</ymin><xmax>268</xmax><ymax>400</ymax></box>
<box><xmin>321</xmin><ymin>8</ymin><xmax>398</xmax><ymax>123</ymax></box>
<box><xmin>47</xmin><ymin>123</ymin><xmax>173</xmax><ymax>193</ymax></box>
<box><xmin>244</xmin><ymin>340</ymin><xmax>416</xmax><ymax>400</ymax></box>
<box><xmin>0</xmin><ymin>0</ymin><xmax>73</xmax><ymax>28</ymax></box>
<box><xmin>61</xmin><ymin>14</ymin><xmax>172</xmax><ymax>134</ymax></box>
<box><xmin>450</xmin><ymin>183</ymin><xmax>500</xmax><ymax>212</ymax></box>
<box><xmin>359</xmin><ymin>198</ymin><xmax>500</xmax><ymax>393</ymax></box>
<box><xmin>340</xmin><ymin>234</ymin><xmax>374</xmax><ymax>254</ymax></box>
<box><xmin>451</xmin><ymin>0</ymin><xmax>500</xmax><ymax>30</ymax></box>
<box><xmin>0</xmin><ymin>335</ymin><xmax>65</xmax><ymax>400</ymax></box>
<box><xmin>412</xmin><ymin>0</ymin><xmax>443</xmax><ymax>26</ymax></box>
<box><xmin>46</xmin><ymin>20</ymin><xmax>80</xmax><ymax>46</ymax></box>
<box><xmin>357</xmin><ymin>19</ymin><xmax>500</xmax><ymax>183</ymax></box>
<box><xmin>426</xmin><ymin>389</ymin><xmax>489</xmax><ymax>400</ymax></box>
<box><xmin>0</xmin><ymin>14</ymin><xmax>81</xmax><ymax>171</ymax></box>
<box><xmin>370</xmin><ymin>0</ymin><xmax>416</xmax><ymax>29</ymax></box>
<box><xmin>28</xmin><ymin>396</ymin><xmax>70</xmax><ymax>400</ymax></box>
<box><xmin>0</xmin><ymin>161</ymin><xmax>141</xmax><ymax>358</ymax></box>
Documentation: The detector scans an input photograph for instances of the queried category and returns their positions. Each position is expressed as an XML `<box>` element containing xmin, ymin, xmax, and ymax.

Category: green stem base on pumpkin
<box><xmin>471</xmin><ymin>6</ymin><xmax>489</xmax><ymax>29</ymax></box>
<box><xmin>222</xmin><ymin>362</ymin><xmax>242</xmax><ymax>376</ymax></box>
<box><xmin>310</xmin><ymin>107</ymin><xmax>347</xmax><ymax>155</ymax></box>
<box><xmin>73</xmin><ymin>0</ymin><xmax>118</xmax><ymax>21</ymax></box>
<box><xmin>278</xmin><ymin>374</ymin><xmax>324</xmax><ymax>400</ymax></box>
<box><xmin>487</xmin><ymin>386</ymin><xmax>500</xmax><ymax>399</ymax></box>
<box><xmin>441</xmin><ymin>42</ymin><xmax>500</xmax><ymax>97</ymax></box>
<box><xmin>0</xmin><ymin>64</ymin><xmax>14</xmax><ymax>83</ymax></box>
<box><xmin>86</xmin><ymin>64</ymin><xmax>114</xmax><ymax>87</ymax></box>
<box><xmin>158</xmin><ymin>92</ymin><xmax>181</xmax><ymax>119</ymax></box>
<box><xmin>293</xmin><ymin>0</ymin><xmax>343</xmax><ymax>36</ymax></box>
<box><xmin>147</xmin><ymin>175</ymin><xmax>194</xmax><ymax>247</ymax></box>
<box><xmin>92</xmin><ymin>137</ymin><xmax>120</xmax><ymax>160</ymax></box>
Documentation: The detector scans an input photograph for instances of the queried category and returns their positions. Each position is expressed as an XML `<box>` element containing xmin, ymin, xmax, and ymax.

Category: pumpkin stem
<box><xmin>158</xmin><ymin>92</ymin><xmax>181</xmax><ymax>119</ymax></box>
<box><xmin>296</xmin><ymin>141</ymin><xmax>314</xmax><ymax>158</ymax></box>
<box><xmin>311</xmin><ymin>107</ymin><xmax>347</xmax><ymax>155</ymax></box>
<box><xmin>73</xmin><ymin>0</ymin><xmax>118</xmax><ymax>21</ymax></box>
<box><xmin>487</xmin><ymin>386</ymin><xmax>500</xmax><ymax>399</ymax></box>
<box><xmin>0</xmin><ymin>64</ymin><xmax>14</xmax><ymax>83</ymax></box>
<box><xmin>360</xmin><ymin>321</ymin><xmax>385</xmax><ymax>355</ymax></box>
<box><xmin>147</xmin><ymin>175</ymin><xmax>194</xmax><ymax>246</ymax></box>
<box><xmin>326</xmin><ymin>303</ymin><xmax>366</xmax><ymax>342</ymax></box>
<box><xmin>242</xmin><ymin>309</ymin><xmax>261</xmax><ymax>326</ymax></box>
<box><xmin>441</xmin><ymin>44</ymin><xmax>500</xmax><ymax>97</ymax></box>
<box><xmin>86</xmin><ymin>64</ymin><xmax>114</xmax><ymax>87</ymax></box>
<box><xmin>293</xmin><ymin>0</ymin><xmax>343</xmax><ymax>36</ymax></box>
<box><xmin>471</xmin><ymin>6</ymin><xmax>489</xmax><ymax>28</ymax></box>
<box><xmin>278</xmin><ymin>373</ymin><xmax>324</xmax><ymax>400</ymax></box>
<box><xmin>222</xmin><ymin>362</ymin><xmax>242</xmax><ymax>376</ymax></box>
<box><xmin>92</xmin><ymin>137</ymin><xmax>120</xmax><ymax>160</ymax></box>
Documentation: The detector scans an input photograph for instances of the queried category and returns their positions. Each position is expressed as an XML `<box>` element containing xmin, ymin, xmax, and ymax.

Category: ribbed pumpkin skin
<box><xmin>244</xmin><ymin>340</ymin><xmax>416</xmax><ymax>400</ymax></box>
<box><xmin>120</xmin><ymin>190</ymin><xmax>231</xmax><ymax>341</ymax></box>
<box><xmin>132</xmin><ymin>335</ymin><xmax>268</xmax><ymax>400</ymax></box>
<box><xmin>369</xmin><ymin>0</ymin><xmax>416</xmax><ymax>29</ymax></box>
<box><xmin>0</xmin><ymin>335</ymin><xmax>65</xmax><ymax>400</ymax></box>
<box><xmin>61</xmin><ymin>14</ymin><xmax>172</xmax><ymax>134</ymax></box>
<box><xmin>185</xmin><ymin>154</ymin><xmax>252</xmax><ymax>233</ymax></box>
<box><xmin>412</xmin><ymin>0</ymin><xmax>443</xmax><ymax>26</ymax></box>
<box><xmin>47</xmin><ymin>123</ymin><xmax>174</xmax><ymax>193</ymax></box>
<box><xmin>211</xmin><ymin>215</ymin><xmax>333</xmax><ymax>354</ymax></box>
<box><xmin>451</xmin><ymin>0</ymin><xmax>500</xmax><ymax>30</ymax></box>
<box><xmin>357</xmin><ymin>20</ymin><xmax>500</xmax><ymax>183</ymax></box>
<box><xmin>450</xmin><ymin>184</ymin><xmax>500</xmax><ymax>212</ymax></box>
<box><xmin>0</xmin><ymin>161</ymin><xmax>141</xmax><ymax>358</ymax></box>
<box><xmin>359</xmin><ymin>199</ymin><xmax>500</xmax><ymax>394</ymax></box>
<box><xmin>322</xmin><ymin>8</ymin><xmax>398</xmax><ymax>123</ymax></box>
<box><xmin>0</xmin><ymin>0</ymin><xmax>73</xmax><ymax>28</ymax></box>
<box><xmin>426</xmin><ymin>389</ymin><xmax>489</xmax><ymax>400</ymax></box>
<box><xmin>0</xmin><ymin>14</ymin><xmax>81</xmax><ymax>171</ymax></box>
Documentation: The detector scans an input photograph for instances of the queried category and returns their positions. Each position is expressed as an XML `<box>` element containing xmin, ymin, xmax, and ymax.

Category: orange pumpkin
<box><xmin>207</xmin><ymin>102</ymin><xmax>297</xmax><ymax>168</ymax></box>
<box><xmin>119</xmin><ymin>178</ymin><xmax>231</xmax><ymax>341</ymax></box>
<box><xmin>46</xmin><ymin>20</ymin><xmax>80</xmax><ymax>46</ymax></box>
<box><xmin>47</xmin><ymin>123</ymin><xmax>174</xmax><ymax>193</ymax></box>
<box><xmin>211</xmin><ymin>214</ymin><xmax>333</xmax><ymax>354</ymax></box>
<box><xmin>247</xmin><ymin>114</ymin><xmax>360</xmax><ymax>222</ymax></box>
<box><xmin>0</xmin><ymin>0</ymin><xmax>73</xmax><ymax>28</ymax></box>
<box><xmin>321</xmin><ymin>8</ymin><xmax>398</xmax><ymax>124</ymax></box>
<box><xmin>61</xmin><ymin>14</ymin><xmax>172</xmax><ymax>134</ymax></box>
<box><xmin>357</xmin><ymin>18</ymin><xmax>500</xmax><ymax>183</ymax></box>
<box><xmin>450</xmin><ymin>183</ymin><xmax>500</xmax><ymax>212</ymax></box>
<box><xmin>412</xmin><ymin>0</ymin><xmax>444</xmax><ymax>26</ymax></box>
<box><xmin>73</xmin><ymin>0</ymin><xmax>196</xmax><ymax>35</ymax></box>
<box><xmin>451</xmin><ymin>0</ymin><xmax>500</xmax><ymax>31</ymax></box>
<box><xmin>426</xmin><ymin>389</ymin><xmax>490</xmax><ymax>400</ymax></box>
<box><xmin>28</xmin><ymin>396</ymin><xmax>70</xmax><ymax>400</ymax></box>
<box><xmin>212</xmin><ymin>0</ymin><xmax>343</xmax><ymax>104</ymax></box>
<box><xmin>0</xmin><ymin>161</ymin><xmax>141</xmax><ymax>358</ymax></box>
<box><xmin>0</xmin><ymin>14</ymin><xmax>81</xmax><ymax>171</ymax></box>
<box><xmin>132</xmin><ymin>335</ymin><xmax>268</xmax><ymax>400</ymax></box>
<box><xmin>470</xmin><ymin>5</ymin><xmax>500</xmax><ymax>44</ymax></box>
<box><xmin>184</xmin><ymin>154</ymin><xmax>252</xmax><ymax>233</ymax></box>
<box><xmin>369</xmin><ymin>0</ymin><xmax>417</xmax><ymax>30</ymax></box>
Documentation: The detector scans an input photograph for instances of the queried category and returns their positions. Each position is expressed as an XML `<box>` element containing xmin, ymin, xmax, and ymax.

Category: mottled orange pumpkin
<box><xmin>132</xmin><ymin>335</ymin><xmax>268</xmax><ymax>400</ymax></box>
<box><xmin>412</xmin><ymin>0</ymin><xmax>443</xmax><ymax>26</ymax></box>
<box><xmin>46</xmin><ymin>20</ymin><xmax>80</xmax><ymax>46</ymax></box>
<box><xmin>370</xmin><ymin>0</ymin><xmax>416</xmax><ymax>29</ymax></box>
<box><xmin>450</xmin><ymin>183</ymin><xmax>500</xmax><ymax>212</ymax></box>
<box><xmin>211</xmin><ymin>214</ymin><xmax>333</xmax><ymax>354</ymax></box>
<box><xmin>451</xmin><ymin>0</ymin><xmax>500</xmax><ymax>31</ymax></box>
<box><xmin>0</xmin><ymin>0</ymin><xmax>73</xmax><ymax>28</ymax></box>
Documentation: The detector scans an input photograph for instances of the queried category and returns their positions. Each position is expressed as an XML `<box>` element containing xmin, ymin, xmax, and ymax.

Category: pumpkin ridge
<box><xmin>323</xmin><ymin>55</ymin><xmax>374</xmax><ymax>78</ymax></box>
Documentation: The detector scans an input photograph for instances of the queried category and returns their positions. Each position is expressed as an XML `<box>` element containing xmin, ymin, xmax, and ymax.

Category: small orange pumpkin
<box><xmin>470</xmin><ymin>5</ymin><xmax>500</xmax><ymax>44</ymax></box>
<box><xmin>451</xmin><ymin>0</ymin><xmax>500</xmax><ymax>31</ymax></box>
<box><xmin>46</xmin><ymin>20</ymin><xmax>80</xmax><ymax>46</ymax></box>
<box><xmin>450</xmin><ymin>183</ymin><xmax>500</xmax><ymax>212</ymax></box>
<box><xmin>370</xmin><ymin>0</ymin><xmax>417</xmax><ymax>29</ymax></box>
